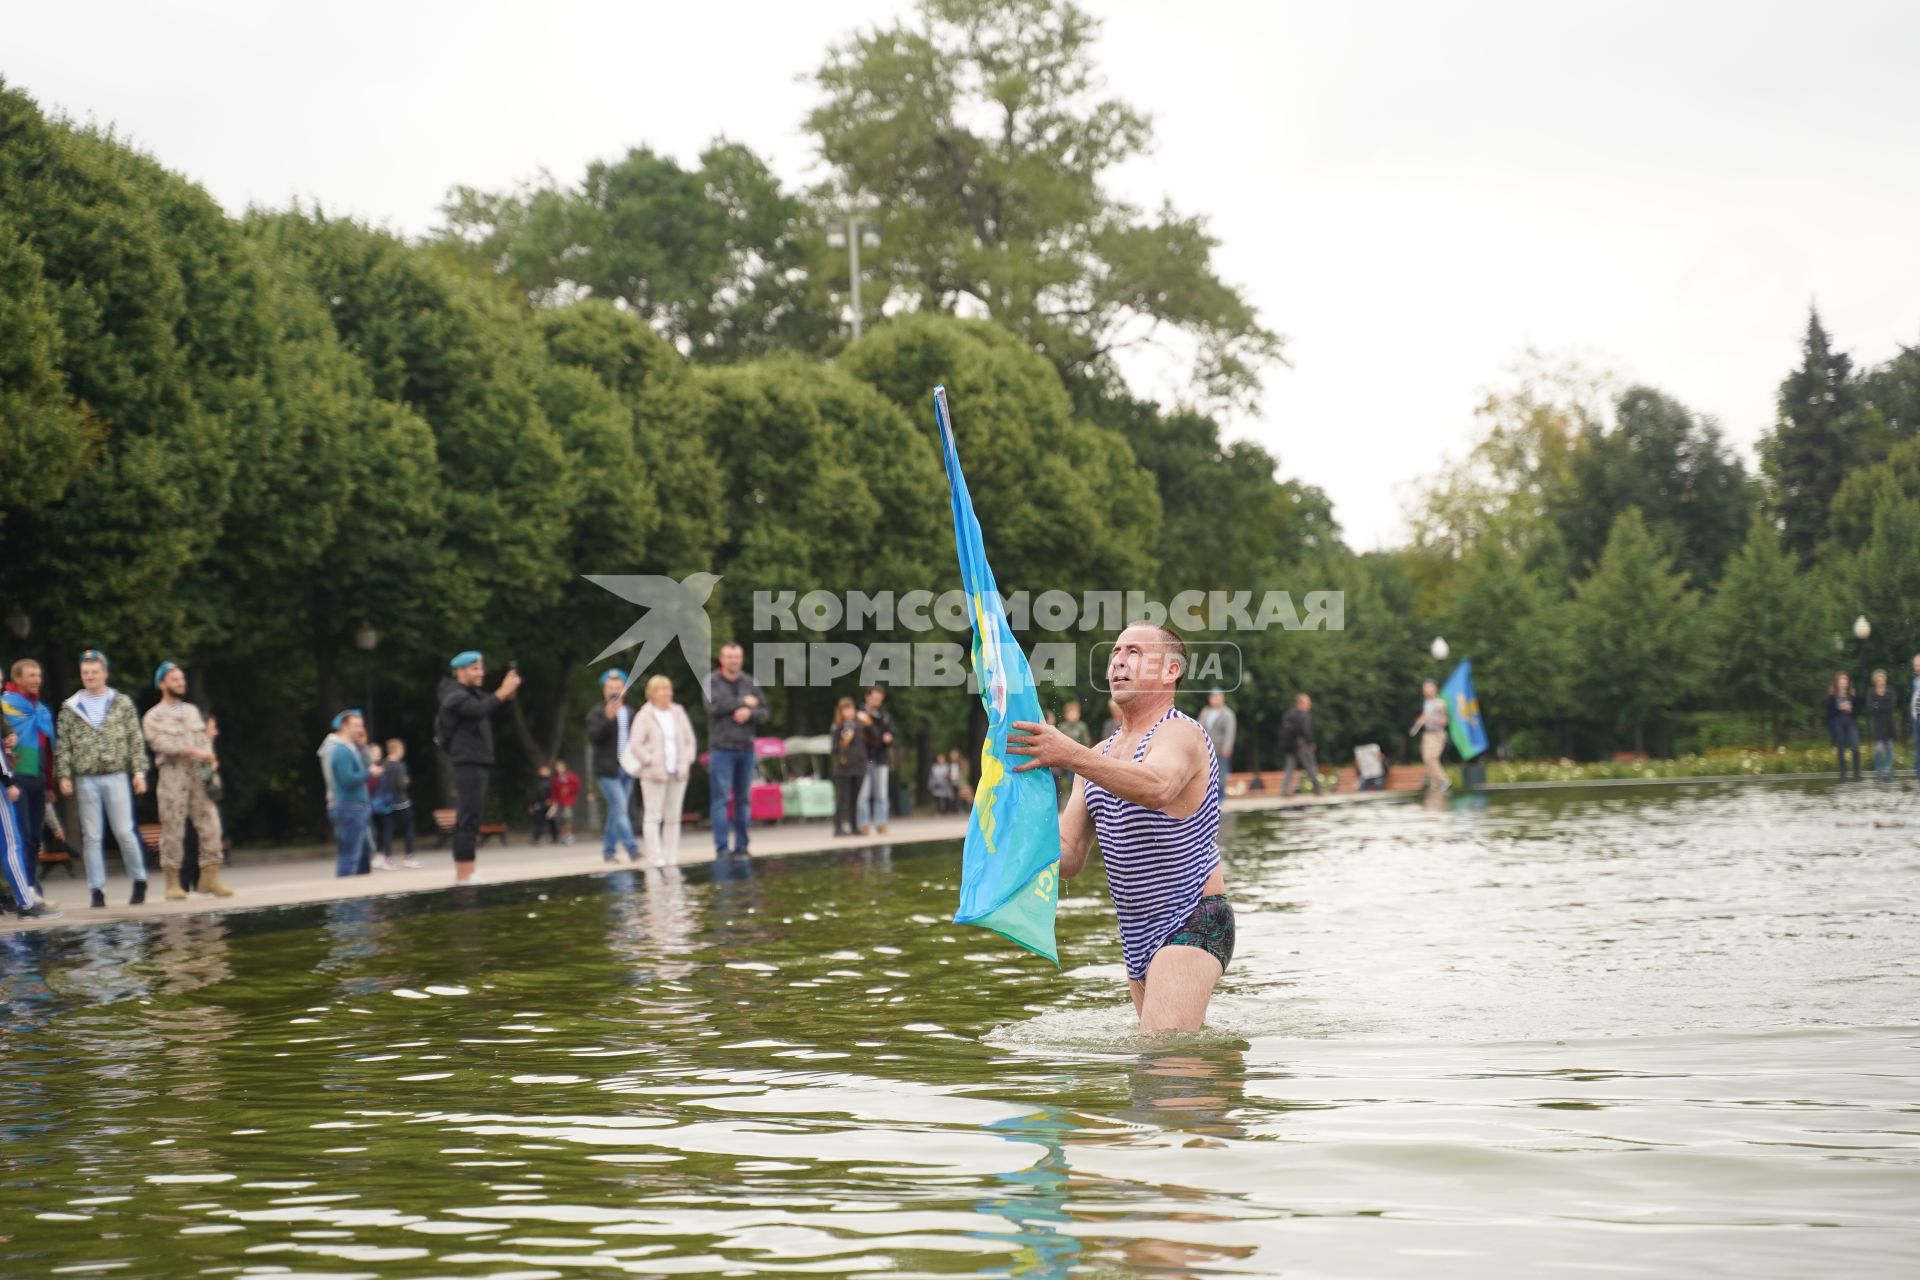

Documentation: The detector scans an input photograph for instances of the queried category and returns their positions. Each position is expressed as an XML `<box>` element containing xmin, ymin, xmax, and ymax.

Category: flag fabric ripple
<box><xmin>934</xmin><ymin>385</ymin><xmax>1061</xmax><ymax>964</ymax></box>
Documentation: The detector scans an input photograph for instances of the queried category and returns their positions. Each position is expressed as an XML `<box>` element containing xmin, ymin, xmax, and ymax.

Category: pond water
<box><xmin>3</xmin><ymin>780</ymin><xmax>1917</xmax><ymax>1278</ymax></box>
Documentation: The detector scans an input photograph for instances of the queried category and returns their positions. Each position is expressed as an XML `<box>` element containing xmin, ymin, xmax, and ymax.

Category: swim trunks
<box><xmin>1162</xmin><ymin>893</ymin><xmax>1234</xmax><ymax>972</ymax></box>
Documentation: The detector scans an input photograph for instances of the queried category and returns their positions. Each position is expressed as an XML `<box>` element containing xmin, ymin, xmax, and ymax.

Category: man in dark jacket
<box><xmin>856</xmin><ymin>685</ymin><xmax>899</xmax><ymax>834</ymax></box>
<box><xmin>702</xmin><ymin>642</ymin><xmax>767</xmax><ymax>857</ymax></box>
<box><xmin>583</xmin><ymin>667</ymin><xmax>639</xmax><ymax>863</ymax></box>
<box><xmin>437</xmin><ymin>650</ymin><xmax>520</xmax><ymax>882</ymax></box>
<box><xmin>1278</xmin><ymin>692</ymin><xmax>1321</xmax><ymax>797</ymax></box>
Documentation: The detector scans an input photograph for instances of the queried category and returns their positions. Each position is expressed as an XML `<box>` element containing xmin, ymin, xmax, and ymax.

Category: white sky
<box><xmin>8</xmin><ymin>0</ymin><xmax>1918</xmax><ymax>549</ymax></box>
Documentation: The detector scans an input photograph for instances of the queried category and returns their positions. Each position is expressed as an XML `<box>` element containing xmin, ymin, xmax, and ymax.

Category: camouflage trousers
<box><xmin>156</xmin><ymin>765</ymin><xmax>223</xmax><ymax>869</ymax></box>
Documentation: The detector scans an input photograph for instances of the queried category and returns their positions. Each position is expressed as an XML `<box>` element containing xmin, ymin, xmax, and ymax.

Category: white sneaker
<box><xmin>372</xmin><ymin>855</ymin><xmax>395</xmax><ymax>871</ymax></box>
<box><xmin>401</xmin><ymin>856</ymin><xmax>423</xmax><ymax>869</ymax></box>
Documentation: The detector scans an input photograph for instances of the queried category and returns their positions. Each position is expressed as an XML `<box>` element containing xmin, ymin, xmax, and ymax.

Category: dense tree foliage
<box><xmin>4</xmin><ymin>20</ymin><xmax>1918</xmax><ymax>846</ymax></box>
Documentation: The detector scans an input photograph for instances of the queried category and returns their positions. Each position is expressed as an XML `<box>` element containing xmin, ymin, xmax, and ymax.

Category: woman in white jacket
<box><xmin>621</xmin><ymin>675</ymin><xmax>699</xmax><ymax>868</ymax></box>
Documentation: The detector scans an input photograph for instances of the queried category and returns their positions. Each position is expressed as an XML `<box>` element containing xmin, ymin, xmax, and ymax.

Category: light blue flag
<box><xmin>934</xmin><ymin>386</ymin><xmax>1061</xmax><ymax>964</ymax></box>
<box><xmin>1441</xmin><ymin>660</ymin><xmax>1489</xmax><ymax>761</ymax></box>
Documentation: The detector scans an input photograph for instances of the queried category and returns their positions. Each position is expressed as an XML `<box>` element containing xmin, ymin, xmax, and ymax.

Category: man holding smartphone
<box><xmin>436</xmin><ymin>651</ymin><xmax>519</xmax><ymax>883</ymax></box>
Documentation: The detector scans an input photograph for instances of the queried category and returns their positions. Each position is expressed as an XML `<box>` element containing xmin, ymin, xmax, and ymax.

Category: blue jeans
<box><xmin>857</xmin><ymin>763</ymin><xmax>891</xmax><ymax>829</ymax></box>
<box><xmin>77</xmin><ymin>772</ymin><xmax>145</xmax><ymax>892</ymax></box>
<box><xmin>334</xmin><ymin>803</ymin><xmax>371</xmax><ymax>877</ymax></box>
<box><xmin>708</xmin><ymin>748</ymin><xmax>755</xmax><ymax>853</ymax></box>
<box><xmin>1872</xmin><ymin>739</ymin><xmax>1894</xmax><ymax>777</ymax></box>
<box><xmin>598</xmin><ymin>774</ymin><xmax>637</xmax><ymax>858</ymax></box>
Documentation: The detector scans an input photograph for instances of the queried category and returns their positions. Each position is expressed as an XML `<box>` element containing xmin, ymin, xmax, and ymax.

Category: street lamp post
<box><xmin>827</xmin><ymin>217</ymin><xmax>881</xmax><ymax>341</ymax></box>
<box><xmin>1853</xmin><ymin>614</ymin><xmax>1871</xmax><ymax>687</ymax></box>
<box><xmin>354</xmin><ymin>623</ymin><xmax>379</xmax><ymax>735</ymax></box>
<box><xmin>1430</xmin><ymin>636</ymin><xmax>1449</xmax><ymax>663</ymax></box>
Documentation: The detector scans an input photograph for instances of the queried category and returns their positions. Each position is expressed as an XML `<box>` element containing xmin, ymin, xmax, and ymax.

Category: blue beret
<box><xmin>154</xmin><ymin>661</ymin><xmax>178</xmax><ymax>688</ymax></box>
<box><xmin>599</xmin><ymin>667</ymin><xmax>628</xmax><ymax>688</ymax></box>
<box><xmin>449</xmin><ymin>650</ymin><xmax>483</xmax><ymax>671</ymax></box>
<box><xmin>331</xmin><ymin>709</ymin><xmax>363</xmax><ymax>730</ymax></box>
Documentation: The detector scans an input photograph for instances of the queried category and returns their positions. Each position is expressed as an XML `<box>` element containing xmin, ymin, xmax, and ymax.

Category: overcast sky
<box><xmin>8</xmin><ymin>0</ymin><xmax>1918</xmax><ymax>548</ymax></box>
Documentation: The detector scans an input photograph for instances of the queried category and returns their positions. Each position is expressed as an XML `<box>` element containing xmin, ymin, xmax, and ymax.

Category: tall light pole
<box><xmin>827</xmin><ymin>218</ymin><xmax>880</xmax><ymax>341</ymax></box>
<box><xmin>1853</xmin><ymin>614</ymin><xmax>1871</xmax><ymax>683</ymax></box>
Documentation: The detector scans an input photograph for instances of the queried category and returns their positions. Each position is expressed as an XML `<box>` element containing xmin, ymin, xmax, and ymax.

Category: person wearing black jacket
<box><xmin>1866</xmin><ymin>668</ymin><xmax>1898</xmax><ymax>779</ymax></box>
<box><xmin>702</xmin><ymin>642</ymin><xmax>768</xmax><ymax>856</ymax></box>
<box><xmin>855</xmin><ymin>685</ymin><xmax>899</xmax><ymax>834</ymax></box>
<box><xmin>436</xmin><ymin>651</ymin><xmax>520</xmax><ymax>881</ymax></box>
<box><xmin>584</xmin><ymin>667</ymin><xmax>640</xmax><ymax>863</ymax></box>
<box><xmin>829</xmin><ymin>697</ymin><xmax>867</xmax><ymax>836</ymax></box>
<box><xmin>1278</xmin><ymin>692</ymin><xmax>1321</xmax><ymax>797</ymax></box>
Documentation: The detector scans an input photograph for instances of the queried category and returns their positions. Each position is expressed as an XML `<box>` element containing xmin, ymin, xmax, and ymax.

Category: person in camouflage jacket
<box><xmin>54</xmin><ymin>650</ymin><xmax>152</xmax><ymax>907</ymax></box>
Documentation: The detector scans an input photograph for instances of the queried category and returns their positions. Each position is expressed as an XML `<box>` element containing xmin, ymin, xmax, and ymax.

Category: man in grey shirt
<box><xmin>1199</xmin><ymin>690</ymin><xmax>1237</xmax><ymax>770</ymax></box>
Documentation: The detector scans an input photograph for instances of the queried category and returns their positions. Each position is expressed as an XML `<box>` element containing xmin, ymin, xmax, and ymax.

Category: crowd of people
<box><xmin>10</xmin><ymin>639</ymin><xmax>1920</xmax><ymax>922</ymax></box>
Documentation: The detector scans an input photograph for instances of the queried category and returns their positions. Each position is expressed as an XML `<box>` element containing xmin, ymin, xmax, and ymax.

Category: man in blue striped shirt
<box><xmin>1010</xmin><ymin>622</ymin><xmax>1231</xmax><ymax>1033</ymax></box>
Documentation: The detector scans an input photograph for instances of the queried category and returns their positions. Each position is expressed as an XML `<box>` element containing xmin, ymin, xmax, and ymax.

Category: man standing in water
<box><xmin>1007</xmin><ymin>622</ymin><xmax>1230</xmax><ymax>1033</ymax></box>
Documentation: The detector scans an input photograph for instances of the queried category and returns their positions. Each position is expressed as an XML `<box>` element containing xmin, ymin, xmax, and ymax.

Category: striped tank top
<box><xmin>1084</xmin><ymin>707</ymin><xmax>1223</xmax><ymax>980</ymax></box>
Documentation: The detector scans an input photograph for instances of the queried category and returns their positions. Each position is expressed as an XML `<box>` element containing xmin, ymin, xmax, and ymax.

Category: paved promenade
<box><xmin>1</xmin><ymin>787</ymin><xmax>1400</xmax><ymax>934</ymax></box>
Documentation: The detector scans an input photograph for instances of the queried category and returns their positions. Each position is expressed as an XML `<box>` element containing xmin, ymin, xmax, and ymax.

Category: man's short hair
<box><xmin>719</xmin><ymin>641</ymin><xmax>744</xmax><ymax>654</ymax></box>
<box><xmin>9</xmin><ymin>658</ymin><xmax>39</xmax><ymax>681</ymax></box>
<box><xmin>866</xmin><ymin>684</ymin><xmax>887</xmax><ymax>699</ymax></box>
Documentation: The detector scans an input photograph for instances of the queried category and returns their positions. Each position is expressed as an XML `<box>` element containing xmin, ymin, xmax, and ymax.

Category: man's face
<box><xmin>1107</xmin><ymin>625</ymin><xmax>1180</xmax><ymax>704</ymax></box>
<box><xmin>1423</xmin><ymin>682</ymin><xmax>1437</xmax><ymax>698</ymax></box>
<box><xmin>388</xmin><ymin>742</ymin><xmax>404</xmax><ymax>760</ymax></box>
<box><xmin>16</xmin><ymin>664</ymin><xmax>41</xmax><ymax>696</ymax></box>
<box><xmin>719</xmin><ymin>645</ymin><xmax>743</xmax><ymax>677</ymax></box>
<box><xmin>79</xmin><ymin>661</ymin><xmax>107</xmax><ymax>692</ymax></box>
<box><xmin>1063</xmin><ymin>702</ymin><xmax>1081</xmax><ymax>722</ymax></box>
<box><xmin>458</xmin><ymin>662</ymin><xmax>485</xmax><ymax>688</ymax></box>
<box><xmin>1208</xmin><ymin>691</ymin><xmax>1224</xmax><ymax>709</ymax></box>
<box><xmin>604</xmin><ymin>675</ymin><xmax>627</xmax><ymax>701</ymax></box>
<box><xmin>342</xmin><ymin>716</ymin><xmax>366</xmax><ymax>745</ymax></box>
<box><xmin>1298</xmin><ymin>695</ymin><xmax>1312</xmax><ymax>711</ymax></box>
<box><xmin>865</xmin><ymin>689</ymin><xmax>884</xmax><ymax>710</ymax></box>
<box><xmin>161</xmin><ymin>668</ymin><xmax>187</xmax><ymax>699</ymax></box>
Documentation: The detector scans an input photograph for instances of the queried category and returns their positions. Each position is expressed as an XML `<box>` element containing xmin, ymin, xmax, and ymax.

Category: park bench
<box><xmin>431</xmin><ymin>808</ymin><xmax>509</xmax><ymax>847</ymax></box>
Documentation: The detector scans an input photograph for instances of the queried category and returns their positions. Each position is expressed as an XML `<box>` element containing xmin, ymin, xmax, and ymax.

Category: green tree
<box><xmin>0</xmin><ymin>216</ymin><xmax>95</xmax><ymax>514</ymax></box>
<box><xmin>1761</xmin><ymin>309</ymin><xmax>1868</xmax><ymax>561</ymax></box>
<box><xmin>1707</xmin><ymin>518</ymin><xmax>1830</xmax><ymax>744</ymax></box>
<box><xmin>808</xmin><ymin>0</ymin><xmax>1282</xmax><ymax>409</ymax></box>
<box><xmin>259</xmin><ymin>211</ymin><xmax>572</xmax><ymax>653</ymax></box>
<box><xmin>840</xmin><ymin>315</ymin><xmax>1160</xmax><ymax>601</ymax></box>
<box><xmin>1440</xmin><ymin>541</ymin><xmax>1574</xmax><ymax>750</ymax></box>
<box><xmin>1552</xmin><ymin>385</ymin><xmax>1753</xmax><ymax>587</ymax></box>
<box><xmin>1837</xmin><ymin>475</ymin><xmax>1920</xmax><ymax>684</ymax></box>
<box><xmin>1571</xmin><ymin>508</ymin><xmax>1702</xmax><ymax>754</ymax></box>
<box><xmin>437</xmin><ymin>142</ymin><xmax>835</xmax><ymax>362</ymax></box>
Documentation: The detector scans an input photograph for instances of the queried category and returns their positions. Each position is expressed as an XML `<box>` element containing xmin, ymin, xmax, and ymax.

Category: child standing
<box><xmin>380</xmin><ymin>738</ymin><xmax>421</xmax><ymax>868</ymax></box>
<box><xmin>550</xmin><ymin>759</ymin><xmax>580</xmax><ymax>846</ymax></box>
<box><xmin>529</xmin><ymin>762</ymin><xmax>554</xmax><ymax>845</ymax></box>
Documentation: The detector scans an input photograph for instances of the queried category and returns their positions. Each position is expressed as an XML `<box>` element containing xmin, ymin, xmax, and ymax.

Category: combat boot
<box><xmin>197</xmin><ymin>863</ymin><xmax>235</xmax><ymax>898</ymax></box>
<box><xmin>163</xmin><ymin>869</ymin><xmax>187</xmax><ymax>900</ymax></box>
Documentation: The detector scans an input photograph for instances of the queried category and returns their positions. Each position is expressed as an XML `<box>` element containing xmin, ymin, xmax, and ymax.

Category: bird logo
<box><xmin>587</xmin><ymin>572</ymin><xmax>722</xmax><ymax>678</ymax></box>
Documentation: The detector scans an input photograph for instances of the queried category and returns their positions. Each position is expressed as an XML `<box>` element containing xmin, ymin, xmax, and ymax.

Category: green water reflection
<box><xmin>3</xmin><ymin>780</ymin><xmax>1917</xmax><ymax>1277</ymax></box>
